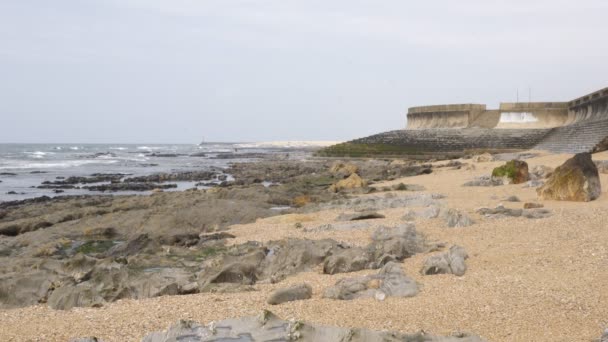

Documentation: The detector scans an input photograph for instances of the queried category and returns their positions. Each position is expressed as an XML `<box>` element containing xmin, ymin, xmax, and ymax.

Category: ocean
<box><xmin>0</xmin><ymin>142</ymin><xmax>338</xmax><ymax>202</ymax></box>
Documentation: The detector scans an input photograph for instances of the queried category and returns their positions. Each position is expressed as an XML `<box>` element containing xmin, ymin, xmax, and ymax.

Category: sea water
<box><xmin>0</xmin><ymin>142</ymin><xmax>335</xmax><ymax>202</ymax></box>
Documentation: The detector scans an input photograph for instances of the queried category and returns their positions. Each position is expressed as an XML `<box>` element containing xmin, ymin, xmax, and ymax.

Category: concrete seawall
<box><xmin>406</xmin><ymin>102</ymin><xmax>569</xmax><ymax>129</ymax></box>
<box><xmin>318</xmin><ymin>86</ymin><xmax>608</xmax><ymax>157</ymax></box>
<box><xmin>566</xmin><ymin>87</ymin><xmax>608</xmax><ymax>124</ymax></box>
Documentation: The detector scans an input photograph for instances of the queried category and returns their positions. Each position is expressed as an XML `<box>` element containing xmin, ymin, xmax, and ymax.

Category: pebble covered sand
<box><xmin>1</xmin><ymin>152</ymin><xmax>608</xmax><ymax>341</ymax></box>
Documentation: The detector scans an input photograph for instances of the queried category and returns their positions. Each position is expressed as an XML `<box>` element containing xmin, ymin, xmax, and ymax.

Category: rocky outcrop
<box><xmin>141</xmin><ymin>311</ymin><xmax>486</xmax><ymax>342</ymax></box>
<box><xmin>421</xmin><ymin>246</ymin><xmax>468</xmax><ymax>276</ymax></box>
<box><xmin>329</xmin><ymin>162</ymin><xmax>359</xmax><ymax>177</ymax></box>
<box><xmin>491</xmin><ymin>160</ymin><xmax>529</xmax><ymax>184</ymax></box>
<box><xmin>267</xmin><ymin>283</ymin><xmax>312</xmax><ymax>305</ymax></box>
<box><xmin>323</xmin><ymin>262</ymin><xmax>419</xmax><ymax>300</ymax></box>
<box><xmin>537</xmin><ymin>153</ymin><xmax>602</xmax><ymax>201</ymax></box>
<box><xmin>329</xmin><ymin>173</ymin><xmax>367</xmax><ymax>192</ymax></box>
<box><xmin>443</xmin><ymin>209</ymin><xmax>474</xmax><ymax>227</ymax></box>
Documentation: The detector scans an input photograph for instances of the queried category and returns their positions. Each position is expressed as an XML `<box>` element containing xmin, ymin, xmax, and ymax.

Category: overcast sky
<box><xmin>1</xmin><ymin>1</ymin><xmax>607</xmax><ymax>143</ymax></box>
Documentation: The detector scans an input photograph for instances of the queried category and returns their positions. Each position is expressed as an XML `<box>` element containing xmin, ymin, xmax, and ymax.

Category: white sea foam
<box><xmin>24</xmin><ymin>151</ymin><xmax>52</xmax><ymax>159</ymax></box>
<box><xmin>137</xmin><ymin>146</ymin><xmax>163</xmax><ymax>150</ymax></box>
<box><xmin>109</xmin><ymin>147</ymin><xmax>128</xmax><ymax>150</ymax></box>
<box><xmin>0</xmin><ymin>159</ymin><xmax>119</xmax><ymax>170</ymax></box>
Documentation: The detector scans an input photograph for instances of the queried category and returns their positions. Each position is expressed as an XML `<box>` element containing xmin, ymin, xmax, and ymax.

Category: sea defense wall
<box><xmin>406</xmin><ymin>102</ymin><xmax>570</xmax><ymax>129</ymax></box>
<box><xmin>406</xmin><ymin>104</ymin><xmax>486</xmax><ymax>129</ymax></box>
<box><xmin>566</xmin><ymin>87</ymin><xmax>608</xmax><ymax>124</ymax></box>
<box><xmin>494</xmin><ymin>102</ymin><xmax>569</xmax><ymax>129</ymax></box>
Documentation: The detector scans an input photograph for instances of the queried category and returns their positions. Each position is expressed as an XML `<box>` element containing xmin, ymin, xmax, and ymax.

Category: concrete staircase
<box><xmin>533</xmin><ymin>119</ymin><xmax>608</xmax><ymax>153</ymax></box>
<box><xmin>350</xmin><ymin>128</ymin><xmax>552</xmax><ymax>153</ymax></box>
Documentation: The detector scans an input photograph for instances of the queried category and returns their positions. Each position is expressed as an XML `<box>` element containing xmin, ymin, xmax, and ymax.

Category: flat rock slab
<box><xmin>336</xmin><ymin>211</ymin><xmax>385</xmax><ymax>221</ymax></box>
<box><xmin>323</xmin><ymin>262</ymin><xmax>419</xmax><ymax>300</ymax></box>
<box><xmin>267</xmin><ymin>283</ymin><xmax>312</xmax><ymax>305</ymax></box>
<box><xmin>476</xmin><ymin>205</ymin><xmax>551</xmax><ymax>219</ymax></box>
<box><xmin>141</xmin><ymin>310</ymin><xmax>486</xmax><ymax>342</ymax></box>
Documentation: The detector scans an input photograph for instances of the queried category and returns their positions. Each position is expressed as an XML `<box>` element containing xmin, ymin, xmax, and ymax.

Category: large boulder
<box><xmin>491</xmin><ymin>160</ymin><xmax>529</xmax><ymax>184</ymax></box>
<box><xmin>537</xmin><ymin>153</ymin><xmax>601</xmax><ymax>202</ymax></box>
<box><xmin>329</xmin><ymin>173</ymin><xmax>367</xmax><ymax>193</ymax></box>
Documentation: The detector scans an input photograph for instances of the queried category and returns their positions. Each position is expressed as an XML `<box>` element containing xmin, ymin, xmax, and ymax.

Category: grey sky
<box><xmin>1</xmin><ymin>1</ymin><xmax>606</xmax><ymax>143</ymax></box>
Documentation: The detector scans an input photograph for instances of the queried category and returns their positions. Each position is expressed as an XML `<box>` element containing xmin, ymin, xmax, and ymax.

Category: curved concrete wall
<box><xmin>566</xmin><ymin>87</ymin><xmax>608</xmax><ymax>124</ymax></box>
<box><xmin>406</xmin><ymin>102</ymin><xmax>570</xmax><ymax>130</ymax></box>
<box><xmin>494</xmin><ymin>102</ymin><xmax>569</xmax><ymax>129</ymax></box>
<box><xmin>407</xmin><ymin>104</ymin><xmax>486</xmax><ymax>129</ymax></box>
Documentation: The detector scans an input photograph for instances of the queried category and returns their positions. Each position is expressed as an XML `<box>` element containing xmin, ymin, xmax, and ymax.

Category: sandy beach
<box><xmin>1</xmin><ymin>151</ymin><xmax>607</xmax><ymax>341</ymax></box>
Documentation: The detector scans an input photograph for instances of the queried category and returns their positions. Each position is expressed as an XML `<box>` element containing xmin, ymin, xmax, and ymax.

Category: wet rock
<box><xmin>421</xmin><ymin>245</ymin><xmax>468</xmax><ymax>276</ymax></box>
<box><xmin>267</xmin><ymin>283</ymin><xmax>312</xmax><ymax>305</ymax></box>
<box><xmin>323</xmin><ymin>262</ymin><xmax>418</xmax><ymax>300</ymax></box>
<box><xmin>123</xmin><ymin>171</ymin><xmax>218</xmax><ymax>183</ymax></box>
<box><xmin>149</xmin><ymin>153</ymin><xmax>184</xmax><ymax>157</ymax></box>
<box><xmin>188</xmin><ymin>152</ymin><xmax>207</xmax><ymax>157</ymax></box>
<box><xmin>537</xmin><ymin>153</ymin><xmax>601</xmax><ymax>202</ymax></box>
<box><xmin>463</xmin><ymin>176</ymin><xmax>504</xmax><ymax>187</ymax></box>
<box><xmin>443</xmin><ymin>209</ymin><xmax>474</xmax><ymax>227</ymax></box>
<box><xmin>492</xmin><ymin>160</ymin><xmax>529</xmax><ymax>184</ymax></box>
<box><xmin>142</xmin><ymin>311</ymin><xmax>485</xmax><ymax>342</ymax></box>
<box><xmin>336</xmin><ymin>211</ymin><xmax>385</xmax><ymax>221</ymax></box>
<box><xmin>329</xmin><ymin>173</ymin><xmax>367</xmax><ymax>192</ymax></box>
<box><xmin>83</xmin><ymin>183</ymin><xmax>177</xmax><ymax>192</ymax></box>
